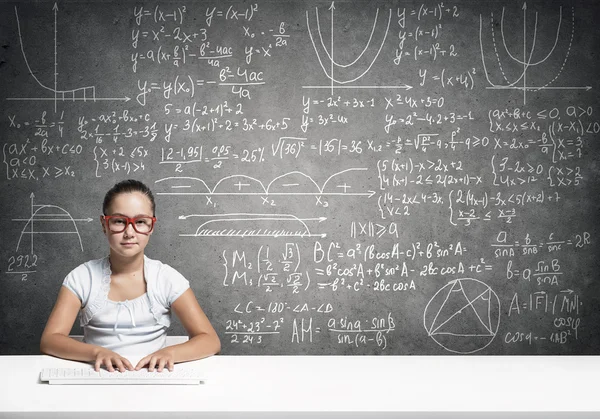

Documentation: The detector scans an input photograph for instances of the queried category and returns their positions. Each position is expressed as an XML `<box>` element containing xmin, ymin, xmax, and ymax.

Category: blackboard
<box><xmin>1</xmin><ymin>0</ymin><xmax>599</xmax><ymax>355</ymax></box>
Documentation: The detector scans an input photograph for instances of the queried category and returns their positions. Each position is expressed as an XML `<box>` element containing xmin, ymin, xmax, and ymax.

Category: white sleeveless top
<box><xmin>62</xmin><ymin>255</ymin><xmax>190</xmax><ymax>360</ymax></box>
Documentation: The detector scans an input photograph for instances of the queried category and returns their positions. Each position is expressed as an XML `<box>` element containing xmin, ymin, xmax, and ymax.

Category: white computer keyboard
<box><xmin>40</xmin><ymin>367</ymin><xmax>205</xmax><ymax>385</ymax></box>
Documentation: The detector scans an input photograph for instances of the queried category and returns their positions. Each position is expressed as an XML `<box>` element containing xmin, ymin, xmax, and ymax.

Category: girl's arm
<box><xmin>40</xmin><ymin>286</ymin><xmax>134</xmax><ymax>372</ymax></box>
<box><xmin>165</xmin><ymin>288</ymin><xmax>221</xmax><ymax>363</ymax></box>
<box><xmin>40</xmin><ymin>286</ymin><xmax>99</xmax><ymax>361</ymax></box>
<box><xmin>40</xmin><ymin>286</ymin><xmax>108</xmax><ymax>363</ymax></box>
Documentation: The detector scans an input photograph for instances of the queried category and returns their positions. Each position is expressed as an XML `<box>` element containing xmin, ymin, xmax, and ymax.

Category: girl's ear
<box><xmin>99</xmin><ymin>215</ymin><xmax>106</xmax><ymax>233</ymax></box>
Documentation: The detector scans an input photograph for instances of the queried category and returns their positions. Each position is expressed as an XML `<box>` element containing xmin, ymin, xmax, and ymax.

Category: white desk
<box><xmin>0</xmin><ymin>355</ymin><xmax>598</xmax><ymax>418</ymax></box>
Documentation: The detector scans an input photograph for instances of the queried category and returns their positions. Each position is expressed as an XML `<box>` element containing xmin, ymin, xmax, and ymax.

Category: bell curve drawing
<box><xmin>304</xmin><ymin>2</ymin><xmax>412</xmax><ymax>92</ymax></box>
<box><xmin>479</xmin><ymin>3</ymin><xmax>591</xmax><ymax>106</ymax></box>
<box><xmin>424</xmin><ymin>278</ymin><xmax>501</xmax><ymax>354</ymax></box>
<box><xmin>12</xmin><ymin>193</ymin><xmax>92</xmax><ymax>254</ymax></box>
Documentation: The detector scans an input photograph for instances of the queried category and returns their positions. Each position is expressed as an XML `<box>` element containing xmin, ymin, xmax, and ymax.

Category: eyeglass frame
<box><xmin>101</xmin><ymin>215</ymin><xmax>157</xmax><ymax>235</ymax></box>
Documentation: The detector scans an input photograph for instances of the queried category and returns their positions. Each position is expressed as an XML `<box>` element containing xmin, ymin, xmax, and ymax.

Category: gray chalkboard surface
<box><xmin>1</xmin><ymin>0</ymin><xmax>599</xmax><ymax>355</ymax></box>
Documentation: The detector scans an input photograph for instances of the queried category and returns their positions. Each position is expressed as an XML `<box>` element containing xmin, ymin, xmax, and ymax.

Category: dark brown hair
<box><xmin>103</xmin><ymin>179</ymin><xmax>155</xmax><ymax>216</ymax></box>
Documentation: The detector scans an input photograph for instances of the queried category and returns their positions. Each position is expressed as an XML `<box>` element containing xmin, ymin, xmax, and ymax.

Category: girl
<box><xmin>40</xmin><ymin>179</ymin><xmax>220</xmax><ymax>372</ymax></box>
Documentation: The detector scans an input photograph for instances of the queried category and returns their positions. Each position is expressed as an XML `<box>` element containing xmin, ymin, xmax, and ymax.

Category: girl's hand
<box><xmin>94</xmin><ymin>348</ymin><xmax>134</xmax><ymax>372</ymax></box>
<box><xmin>134</xmin><ymin>347</ymin><xmax>175</xmax><ymax>372</ymax></box>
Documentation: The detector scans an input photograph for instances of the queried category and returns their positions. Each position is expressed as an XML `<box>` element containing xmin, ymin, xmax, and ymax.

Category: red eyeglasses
<box><xmin>102</xmin><ymin>215</ymin><xmax>157</xmax><ymax>235</ymax></box>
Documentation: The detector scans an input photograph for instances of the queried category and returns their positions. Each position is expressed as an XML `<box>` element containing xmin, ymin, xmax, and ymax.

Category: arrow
<box><xmin>179</xmin><ymin>214</ymin><xmax>327</xmax><ymax>222</ymax></box>
<box><xmin>30</xmin><ymin>193</ymin><xmax>34</xmax><ymax>254</ymax></box>
<box><xmin>523</xmin><ymin>2</ymin><xmax>527</xmax><ymax>105</ymax></box>
<box><xmin>486</xmin><ymin>86</ymin><xmax>592</xmax><ymax>91</ymax></box>
<box><xmin>6</xmin><ymin>96</ymin><xmax>131</xmax><ymax>102</ymax></box>
<box><xmin>21</xmin><ymin>231</ymin><xmax>82</xmax><ymax>234</ymax></box>
<box><xmin>159</xmin><ymin>192</ymin><xmax>375</xmax><ymax>196</ymax></box>
<box><xmin>329</xmin><ymin>1</ymin><xmax>335</xmax><ymax>95</ymax></box>
<box><xmin>53</xmin><ymin>2</ymin><xmax>58</xmax><ymax>113</ymax></box>
<box><xmin>303</xmin><ymin>84</ymin><xmax>413</xmax><ymax>90</ymax></box>
<box><xmin>12</xmin><ymin>218</ymin><xmax>94</xmax><ymax>222</ymax></box>
<box><xmin>181</xmin><ymin>232</ymin><xmax>327</xmax><ymax>238</ymax></box>
<box><xmin>52</xmin><ymin>2</ymin><xmax>58</xmax><ymax>113</ymax></box>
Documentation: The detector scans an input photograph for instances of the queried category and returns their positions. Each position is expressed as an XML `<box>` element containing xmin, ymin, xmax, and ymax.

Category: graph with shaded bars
<box><xmin>7</xmin><ymin>5</ymin><xmax>130</xmax><ymax>112</ymax></box>
<box><xmin>424</xmin><ymin>278</ymin><xmax>501</xmax><ymax>354</ymax></box>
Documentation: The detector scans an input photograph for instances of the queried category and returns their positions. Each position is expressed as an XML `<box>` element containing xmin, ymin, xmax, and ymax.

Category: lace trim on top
<box><xmin>80</xmin><ymin>256</ymin><xmax>170</xmax><ymax>328</ymax></box>
<box><xmin>144</xmin><ymin>257</ymin><xmax>169</xmax><ymax>327</ymax></box>
<box><xmin>80</xmin><ymin>257</ymin><xmax>111</xmax><ymax>326</ymax></box>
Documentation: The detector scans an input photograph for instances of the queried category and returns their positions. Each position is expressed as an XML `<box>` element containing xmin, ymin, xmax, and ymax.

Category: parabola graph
<box><xmin>479</xmin><ymin>4</ymin><xmax>590</xmax><ymax>105</ymax></box>
<box><xmin>304</xmin><ymin>2</ymin><xmax>411</xmax><ymax>92</ymax></box>
<box><xmin>7</xmin><ymin>5</ymin><xmax>130</xmax><ymax>111</ymax></box>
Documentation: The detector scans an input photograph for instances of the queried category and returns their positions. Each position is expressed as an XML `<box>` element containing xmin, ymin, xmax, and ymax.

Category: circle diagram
<box><xmin>424</xmin><ymin>278</ymin><xmax>501</xmax><ymax>354</ymax></box>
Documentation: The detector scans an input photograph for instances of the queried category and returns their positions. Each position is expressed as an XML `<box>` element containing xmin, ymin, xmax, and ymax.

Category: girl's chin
<box><xmin>110</xmin><ymin>245</ymin><xmax>145</xmax><ymax>256</ymax></box>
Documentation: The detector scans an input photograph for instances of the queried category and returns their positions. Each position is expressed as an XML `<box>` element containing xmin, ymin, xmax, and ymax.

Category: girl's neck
<box><xmin>108</xmin><ymin>251</ymin><xmax>144</xmax><ymax>275</ymax></box>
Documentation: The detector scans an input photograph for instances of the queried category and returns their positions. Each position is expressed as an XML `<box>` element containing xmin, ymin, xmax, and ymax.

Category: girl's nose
<box><xmin>124</xmin><ymin>221</ymin><xmax>136</xmax><ymax>235</ymax></box>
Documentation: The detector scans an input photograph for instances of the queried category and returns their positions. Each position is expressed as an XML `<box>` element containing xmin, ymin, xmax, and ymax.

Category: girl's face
<box><xmin>100</xmin><ymin>192</ymin><xmax>154</xmax><ymax>259</ymax></box>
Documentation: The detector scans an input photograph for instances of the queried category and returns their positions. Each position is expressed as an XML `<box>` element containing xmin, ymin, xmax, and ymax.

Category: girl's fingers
<box><xmin>104</xmin><ymin>358</ymin><xmax>115</xmax><ymax>372</ymax></box>
<box><xmin>94</xmin><ymin>352</ymin><xmax>133</xmax><ymax>372</ymax></box>
<box><xmin>148</xmin><ymin>356</ymin><xmax>158</xmax><ymax>372</ymax></box>
<box><xmin>114</xmin><ymin>358</ymin><xmax>126</xmax><ymax>372</ymax></box>
<box><xmin>135</xmin><ymin>356</ymin><xmax>148</xmax><ymax>370</ymax></box>
<box><xmin>132</xmin><ymin>353</ymin><xmax>174</xmax><ymax>372</ymax></box>
<box><xmin>122</xmin><ymin>358</ymin><xmax>134</xmax><ymax>371</ymax></box>
<box><xmin>157</xmin><ymin>358</ymin><xmax>166</xmax><ymax>372</ymax></box>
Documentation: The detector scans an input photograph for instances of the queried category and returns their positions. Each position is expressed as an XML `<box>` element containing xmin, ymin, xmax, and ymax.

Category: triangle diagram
<box><xmin>429</xmin><ymin>281</ymin><xmax>494</xmax><ymax>336</ymax></box>
<box><xmin>467</xmin><ymin>288</ymin><xmax>494</xmax><ymax>333</ymax></box>
<box><xmin>428</xmin><ymin>281</ymin><xmax>466</xmax><ymax>334</ymax></box>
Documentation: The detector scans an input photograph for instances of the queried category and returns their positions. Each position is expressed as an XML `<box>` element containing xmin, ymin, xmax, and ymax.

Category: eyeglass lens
<box><xmin>107</xmin><ymin>217</ymin><xmax>153</xmax><ymax>233</ymax></box>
